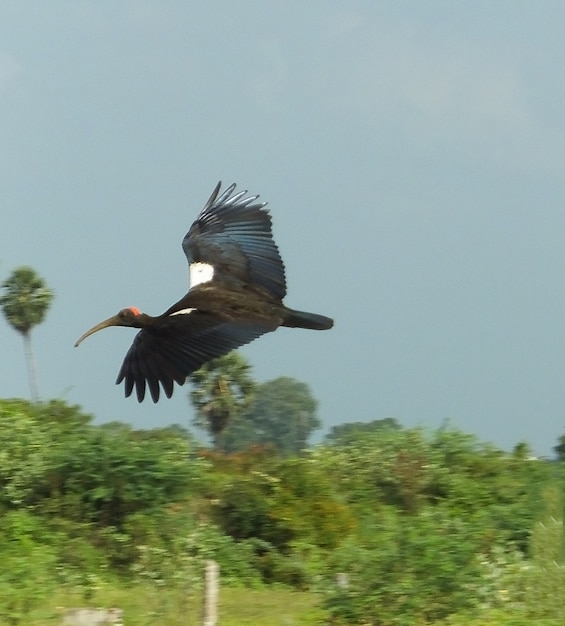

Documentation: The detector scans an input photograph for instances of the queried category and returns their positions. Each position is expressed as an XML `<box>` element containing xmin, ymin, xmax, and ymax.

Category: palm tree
<box><xmin>189</xmin><ymin>352</ymin><xmax>255</xmax><ymax>450</ymax></box>
<box><xmin>0</xmin><ymin>266</ymin><xmax>54</xmax><ymax>401</ymax></box>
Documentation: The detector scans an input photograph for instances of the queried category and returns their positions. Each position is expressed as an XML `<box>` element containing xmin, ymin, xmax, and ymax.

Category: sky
<box><xmin>2</xmin><ymin>1</ymin><xmax>565</xmax><ymax>456</ymax></box>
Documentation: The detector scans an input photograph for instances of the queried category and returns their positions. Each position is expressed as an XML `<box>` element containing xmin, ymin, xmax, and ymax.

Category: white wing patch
<box><xmin>170</xmin><ymin>307</ymin><xmax>196</xmax><ymax>316</ymax></box>
<box><xmin>190</xmin><ymin>262</ymin><xmax>214</xmax><ymax>287</ymax></box>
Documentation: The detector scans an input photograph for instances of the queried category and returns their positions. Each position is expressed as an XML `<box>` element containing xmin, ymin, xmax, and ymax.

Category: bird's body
<box><xmin>75</xmin><ymin>182</ymin><xmax>333</xmax><ymax>402</ymax></box>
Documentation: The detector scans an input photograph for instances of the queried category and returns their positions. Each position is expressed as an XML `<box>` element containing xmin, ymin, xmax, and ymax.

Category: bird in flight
<box><xmin>75</xmin><ymin>182</ymin><xmax>333</xmax><ymax>402</ymax></box>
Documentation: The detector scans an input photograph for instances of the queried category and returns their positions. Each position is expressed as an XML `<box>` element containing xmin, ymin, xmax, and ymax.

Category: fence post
<box><xmin>202</xmin><ymin>560</ymin><xmax>219</xmax><ymax>626</ymax></box>
<box><xmin>336</xmin><ymin>572</ymin><xmax>349</xmax><ymax>589</ymax></box>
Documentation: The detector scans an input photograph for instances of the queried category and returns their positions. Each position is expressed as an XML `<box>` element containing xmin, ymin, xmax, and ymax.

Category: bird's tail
<box><xmin>283</xmin><ymin>308</ymin><xmax>334</xmax><ymax>330</ymax></box>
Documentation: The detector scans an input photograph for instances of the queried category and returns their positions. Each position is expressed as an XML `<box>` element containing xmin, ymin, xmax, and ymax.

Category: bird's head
<box><xmin>74</xmin><ymin>307</ymin><xmax>144</xmax><ymax>347</ymax></box>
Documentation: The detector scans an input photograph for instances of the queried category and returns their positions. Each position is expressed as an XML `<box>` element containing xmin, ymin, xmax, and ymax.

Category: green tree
<box><xmin>0</xmin><ymin>511</ymin><xmax>57</xmax><ymax>625</ymax></box>
<box><xmin>323</xmin><ymin>506</ymin><xmax>484</xmax><ymax>625</ymax></box>
<box><xmin>49</xmin><ymin>421</ymin><xmax>195</xmax><ymax>529</ymax></box>
<box><xmin>0</xmin><ymin>267</ymin><xmax>53</xmax><ymax>400</ymax></box>
<box><xmin>512</xmin><ymin>441</ymin><xmax>532</xmax><ymax>460</ymax></box>
<box><xmin>203</xmin><ymin>449</ymin><xmax>355</xmax><ymax>586</ymax></box>
<box><xmin>189</xmin><ymin>352</ymin><xmax>256</xmax><ymax>450</ymax></box>
<box><xmin>522</xmin><ymin>485</ymin><xmax>565</xmax><ymax>619</ymax></box>
<box><xmin>554</xmin><ymin>434</ymin><xmax>565</xmax><ymax>461</ymax></box>
<box><xmin>224</xmin><ymin>377</ymin><xmax>320</xmax><ymax>455</ymax></box>
<box><xmin>325</xmin><ymin>417</ymin><xmax>401</xmax><ymax>446</ymax></box>
<box><xmin>0</xmin><ymin>399</ymin><xmax>52</xmax><ymax>507</ymax></box>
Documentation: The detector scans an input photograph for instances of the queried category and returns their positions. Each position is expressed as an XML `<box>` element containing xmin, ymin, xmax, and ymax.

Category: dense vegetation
<box><xmin>0</xmin><ymin>398</ymin><xmax>563</xmax><ymax>624</ymax></box>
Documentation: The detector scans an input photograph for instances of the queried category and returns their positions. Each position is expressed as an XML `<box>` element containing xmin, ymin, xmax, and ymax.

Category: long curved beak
<box><xmin>74</xmin><ymin>315</ymin><xmax>122</xmax><ymax>347</ymax></box>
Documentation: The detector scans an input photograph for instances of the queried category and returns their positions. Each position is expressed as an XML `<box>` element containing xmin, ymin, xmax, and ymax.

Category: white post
<box><xmin>202</xmin><ymin>560</ymin><xmax>219</xmax><ymax>626</ymax></box>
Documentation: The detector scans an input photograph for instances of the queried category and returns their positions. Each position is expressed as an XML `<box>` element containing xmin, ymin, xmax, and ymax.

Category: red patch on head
<box><xmin>128</xmin><ymin>307</ymin><xmax>141</xmax><ymax>316</ymax></box>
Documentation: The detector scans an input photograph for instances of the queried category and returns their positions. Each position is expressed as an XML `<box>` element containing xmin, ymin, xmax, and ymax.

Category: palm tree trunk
<box><xmin>22</xmin><ymin>330</ymin><xmax>39</xmax><ymax>401</ymax></box>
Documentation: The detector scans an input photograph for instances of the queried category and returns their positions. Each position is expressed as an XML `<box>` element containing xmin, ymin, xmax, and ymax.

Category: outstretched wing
<box><xmin>116</xmin><ymin>311</ymin><xmax>275</xmax><ymax>402</ymax></box>
<box><xmin>182</xmin><ymin>182</ymin><xmax>287</xmax><ymax>300</ymax></box>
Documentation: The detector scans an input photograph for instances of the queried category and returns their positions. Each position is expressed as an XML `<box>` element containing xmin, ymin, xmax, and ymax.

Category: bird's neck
<box><xmin>134</xmin><ymin>312</ymin><xmax>159</xmax><ymax>328</ymax></box>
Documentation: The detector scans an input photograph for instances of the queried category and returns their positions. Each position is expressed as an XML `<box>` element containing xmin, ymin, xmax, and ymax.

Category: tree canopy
<box><xmin>0</xmin><ymin>266</ymin><xmax>53</xmax><ymax>336</ymax></box>
<box><xmin>0</xmin><ymin>266</ymin><xmax>54</xmax><ymax>400</ymax></box>
<box><xmin>189</xmin><ymin>352</ymin><xmax>256</xmax><ymax>450</ymax></box>
<box><xmin>223</xmin><ymin>376</ymin><xmax>321</xmax><ymax>455</ymax></box>
<box><xmin>325</xmin><ymin>417</ymin><xmax>401</xmax><ymax>445</ymax></box>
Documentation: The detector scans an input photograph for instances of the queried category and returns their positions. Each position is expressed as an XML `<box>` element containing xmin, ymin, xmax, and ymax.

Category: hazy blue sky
<box><xmin>2</xmin><ymin>2</ymin><xmax>565</xmax><ymax>455</ymax></box>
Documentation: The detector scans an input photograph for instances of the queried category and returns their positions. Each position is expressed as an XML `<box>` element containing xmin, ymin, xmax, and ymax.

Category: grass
<box><xmin>5</xmin><ymin>580</ymin><xmax>565</xmax><ymax>625</ymax></box>
<box><xmin>15</xmin><ymin>584</ymin><xmax>326</xmax><ymax>625</ymax></box>
<box><xmin>436</xmin><ymin>610</ymin><xmax>565</xmax><ymax>626</ymax></box>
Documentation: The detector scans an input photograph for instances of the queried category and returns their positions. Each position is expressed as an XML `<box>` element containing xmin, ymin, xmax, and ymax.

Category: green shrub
<box><xmin>0</xmin><ymin>511</ymin><xmax>57</xmax><ymax>624</ymax></box>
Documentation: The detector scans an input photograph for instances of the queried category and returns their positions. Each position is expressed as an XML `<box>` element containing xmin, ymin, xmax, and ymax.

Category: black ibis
<box><xmin>75</xmin><ymin>182</ymin><xmax>333</xmax><ymax>402</ymax></box>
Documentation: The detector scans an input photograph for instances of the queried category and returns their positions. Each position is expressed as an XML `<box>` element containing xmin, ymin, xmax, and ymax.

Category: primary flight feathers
<box><xmin>75</xmin><ymin>182</ymin><xmax>333</xmax><ymax>402</ymax></box>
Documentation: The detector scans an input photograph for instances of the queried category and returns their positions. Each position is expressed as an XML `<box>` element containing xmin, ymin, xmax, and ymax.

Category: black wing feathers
<box><xmin>116</xmin><ymin>312</ymin><xmax>274</xmax><ymax>402</ymax></box>
<box><xmin>182</xmin><ymin>183</ymin><xmax>287</xmax><ymax>300</ymax></box>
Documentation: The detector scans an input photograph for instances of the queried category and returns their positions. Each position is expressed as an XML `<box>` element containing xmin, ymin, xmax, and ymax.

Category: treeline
<box><xmin>0</xmin><ymin>398</ymin><xmax>564</xmax><ymax>624</ymax></box>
